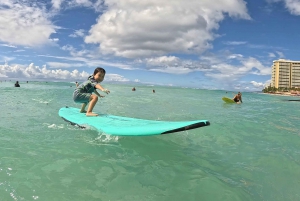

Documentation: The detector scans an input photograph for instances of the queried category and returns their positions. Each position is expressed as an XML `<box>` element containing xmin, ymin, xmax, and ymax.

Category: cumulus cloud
<box><xmin>0</xmin><ymin>63</ymin><xmax>89</xmax><ymax>80</ymax></box>
<box><xmin>0</xmin><ymin>0</ymin><xmax>57</xmax><ymax>46</ymax></box>
<box><xmin>85</xmin><ymin>0</ymin><xmax>250</xmax><ymax>58</ymax></box>
<box><xmin>263</xmin><ymin>79</ymin><xmax>271</xmax><ymax>87</ymax></box>
<box><xmin>0</xmin><ymin>62</ymin><xmax>129</xmax><ymax>81</ymax></box>
<box><xmin>250</xmin><ymin>81</ymin><xmax>264</xmax><ymax>87</ymax></box>
<box><xmin>268</xmin><ymin>0</ymin><xmax>300</xmax><ymax>15</ymax></box>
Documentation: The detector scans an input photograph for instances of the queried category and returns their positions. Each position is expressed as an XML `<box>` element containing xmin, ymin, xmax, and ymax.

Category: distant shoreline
<box><xmin>263</xmin><ymin>92</ymin><xmax>300</xmax><ymax>97</ymax></box>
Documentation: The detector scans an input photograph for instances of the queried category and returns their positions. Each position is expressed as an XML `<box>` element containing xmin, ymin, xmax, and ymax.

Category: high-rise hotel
<box><xmin>271</xmin><ymin>59</ymin><xmax>300</xmax><ymax>88</ymax></box>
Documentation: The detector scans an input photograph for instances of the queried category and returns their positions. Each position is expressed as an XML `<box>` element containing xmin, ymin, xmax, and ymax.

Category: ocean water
<box><xmin>0</xmin><ymin>81</ymin><xmax>300</xmax><ymax>201</ymax></box>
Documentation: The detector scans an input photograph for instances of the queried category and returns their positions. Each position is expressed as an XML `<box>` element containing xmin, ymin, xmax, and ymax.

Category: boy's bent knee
<box><xmin>91</xmin><ymin>94</ymin><xmax>98</xmax><ymax>101</ymax></box>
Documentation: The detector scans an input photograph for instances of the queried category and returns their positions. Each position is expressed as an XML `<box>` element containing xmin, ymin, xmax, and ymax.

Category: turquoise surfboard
<box><xmin>59</xmin><ymin>107</ymin><xmax>210</xmax><ymax>136</ymax></box>
<box><xmin>222</xmin><ymin>97</ymin><xmax>235</xmax><ymax>103</ymax></box>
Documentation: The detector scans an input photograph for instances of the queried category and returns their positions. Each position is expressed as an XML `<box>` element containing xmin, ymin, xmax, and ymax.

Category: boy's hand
<box><xmin>103</xmin><ymin>89</ymin><xmax>110</xmax><ymax>94</ymax></box>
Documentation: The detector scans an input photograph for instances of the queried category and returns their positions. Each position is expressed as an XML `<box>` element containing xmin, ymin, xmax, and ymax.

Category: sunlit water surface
<box><xmin>0</xmin><ymin>81</ymin><xmax>299</xmax><ymax>201</ymax></box>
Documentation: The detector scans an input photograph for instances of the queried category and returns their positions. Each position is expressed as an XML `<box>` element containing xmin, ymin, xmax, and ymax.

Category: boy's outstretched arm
<box><xmin>94</xmin><ymin>90</ymin><xmax>104</xmax><ymax>98</ymax></box>
<box><xmin>95</xmin><ymin>84</ymin><xmax>110</xmax><ymax>94</ymax></box>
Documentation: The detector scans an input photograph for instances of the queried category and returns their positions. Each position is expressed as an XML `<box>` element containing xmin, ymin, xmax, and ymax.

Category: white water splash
<box><xmin>44</xmin><ymin>123</ymin><xmax>65</xmax><ymax>129</ymax></box>
<box><xmin>84</xmin><ymin>132</ymin><xmax>120</xmax><ymax>145</ymax></box>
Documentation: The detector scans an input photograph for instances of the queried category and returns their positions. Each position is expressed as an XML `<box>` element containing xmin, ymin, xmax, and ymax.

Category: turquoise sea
<box><xmin>0</xmin><ymin>81</ymin><xmax>300</xmax><ymax>201</ymax></box>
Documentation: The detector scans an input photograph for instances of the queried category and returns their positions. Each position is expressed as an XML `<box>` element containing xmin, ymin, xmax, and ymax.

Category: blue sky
<box><xmin>1</xmin><ymin>0</ymin><xmax>300</xmax><ymax>91</ymax></box>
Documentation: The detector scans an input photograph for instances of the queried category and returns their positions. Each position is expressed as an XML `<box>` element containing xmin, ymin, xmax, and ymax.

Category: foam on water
<box><xmin>32</xmin><ymin>98</ymin><xmax>53</xmax><ymax>104</ymax></box>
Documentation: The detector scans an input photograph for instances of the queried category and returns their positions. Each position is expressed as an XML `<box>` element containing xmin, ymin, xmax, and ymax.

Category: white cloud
<box><xmin>285</xmin><ymin>0</ymin><xmax>300</xmax><ymax>15</ymax></box>
<box><xmin>145</xmin><ymin>56</ymin><xmax>179</xmax><ymax>66</ymax></box>
<box><xmin>105</xmin><ymin>73</ymin><xmax>129</xmax><ymax>82</ymax></box>
<box><xmin>0</xmin><ymin>56</ymin><xmax>15</xmax><ymax>63</ymax></box>
<box><xmin>14</xmin><ymin>49</ymin><xmax>25</xmax><ymax>52</ymax></box>
<box><xmin>201</xmin><ymin>54</ymin><xmax>271</xmax><ymax>83</ymax></box>
<box><xmin>47</xmin><ymin>62</ymin><xmax>85</xmax><ymax>68</ymax></box>
<box><xmin>276</xmin><ymin>51</ymin><xmax>285</xmax><ymax>58</ymax></box>
<box><xmin>39</xmin><ymin>54</ymin><xmax>134</xmax><ymax>70</ymax></box>
<box><xmin>85</xmin><ymin>0</ymin><xmax>250</xmax><ymax>58</ymax></box>
<box><xmin>61</xmin><ymin>45</ymin><xmax>76</xmax><ymax>52</ymax></box>
<box><xmin>52</xmin><ymin>0</ymin><xmax>64</xmax><ymax>10</ymax></box>
<box><xmin>51</xmin><ymin>0</ymin><xmax>94</xmax><ymax>10</ymax></box>
<box><xmin>264</xmin><ymin>79</ymin><xmax>271</xmax><ymax>87</ymax></box>
<box><xmin>268</xmin><ymin>52</ymin><xmax>276</xmax><ymax>58</ymax></box>
<box><xmin>93</xmin><ymin>0</ymin><xmax>105</xmax><ymax>12</ymax></box>
<box><xmin>0</xmin><ymin>44</ymin><xmax>17</xmax><ymax>48</ymax></box>
<box><xmin>0</xmin><ymin>62</ymin><xmax>129</xmax><ymax>82</ymax></box>
<box><xmin>227</xmin><ymin>54</ymin><xmax>243</xmax><ymax>59</ymax></box>
<box><xmin>61</xmin><ymin>44</ymin><xmax>92</xmax><ymax>57</ymax></box>
<box><xmin>72</xmin><ymin>0</ymin><xmax>92</xmax><ymax>7</ymax></box>
<box><xmin>149</xmin><ymin>66</ymin><xmax>194</xmax><ymax>74</ymax></box>
<box><xmin>143</xmin><ymin>56</ymin><xmax>210</xmax><ymax>74</ymax></box>
<box><xmin>250</xmin><ymin>81</ymin><xmax>264</xmax><ymax>87</ymax></box>
<box><xmin>49</xmin><ymin>38</ymin><xmax>59</xmax><ymax>42</ymax></box>
<box><xmin>0</xmin><ymin>0</ymin><xmax>57</xmax><ymax>46</ymax></box>
<box><xmin>200</xmin><ymin>53</ymin><xmax>271</xmax><ymax>82</ymax></box>
<box><xmin>139</xmin><ymin>53</ymin><xmax>271</xmax><ymax>79</ymax></box>
<box><xmin>269</xmin><ymin>0</ymin><xmax>300</xmax><ymax>15</ymax></box>
<box><xmin>0</xmin><ymin>63</ymin><xmax>89</xmax><ymax>80</ymax></box>
<box><xmin>224</xmin><ymin>41</ymin><xmax>247</xmax><ymax>45</ymax></box>
<box><xmin>69</xmin><ymin>29</ymin><xmax>85</xmax><ymax>38</ymax></box>
<box><xmin>61</xmin><ymin>45</ymin><xmax>88</xmax><ymax>57</ymax></box>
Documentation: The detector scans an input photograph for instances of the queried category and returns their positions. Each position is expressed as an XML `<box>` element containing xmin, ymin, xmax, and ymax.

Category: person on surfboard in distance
<box><xmin>73</xmin><ymin>67</ymin><xmax>110</xmax><ymax>116</ymax></box>
<box><xmin>233</xmin><ymin>92</ymin><xmax>242</xmax><ymax>104</ymax></box>
<box><xmin>15</xmin><ymin>81</ymin><xmax>20</xmax><ymax>87</ymax></box>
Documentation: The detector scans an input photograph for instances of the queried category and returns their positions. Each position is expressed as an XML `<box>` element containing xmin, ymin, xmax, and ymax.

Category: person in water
<box><xmin>132</xmin><ymin>87</ymin><xmax>136</xmax><ymax>91</ymax></box>
<box><xmin>15</xmin><ymin>81</ymin><xmax>20</xmax><ymax>87</ymax></box>
<box><xmin>73</xmin><ymin>67</ymin><xmax>110</xmax><ymax>116</ymax></box>
<box><xmin>233</xmin><ymin>92</ymin><xmax>242</xmax><ymax>104</ymax></box>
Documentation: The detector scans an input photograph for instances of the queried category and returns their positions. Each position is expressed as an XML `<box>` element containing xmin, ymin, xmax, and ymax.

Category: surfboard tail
<box><xmin>161</xmin><ymin>121</ymin><xmax>210</xmax><ymax>134</ymax></box>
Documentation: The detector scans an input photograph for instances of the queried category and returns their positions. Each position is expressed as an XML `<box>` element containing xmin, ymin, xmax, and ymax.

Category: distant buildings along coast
<box><xmin>271</xmin><ymin>59</ymin><xmax>300</xmax><ymax>88</ymax></box>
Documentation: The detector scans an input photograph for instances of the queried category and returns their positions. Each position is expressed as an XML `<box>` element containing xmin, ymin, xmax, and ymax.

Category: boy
<box><xmin>73</xmin><ymin>67</ymin><xmax>110</xmax><ymax>116</ymax></box>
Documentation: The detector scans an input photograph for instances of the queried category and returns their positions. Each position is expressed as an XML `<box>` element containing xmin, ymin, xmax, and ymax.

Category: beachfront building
<box><xmin>271</xmin><ymin>59</ymin><xmax>300</xmax><ymax>88</ymax></box>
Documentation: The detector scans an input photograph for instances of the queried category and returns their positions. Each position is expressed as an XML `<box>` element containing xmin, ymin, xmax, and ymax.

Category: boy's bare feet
<box><xmin>80</xmin><ymin>110</ymin><xmax>87</xmax><ymax>113</ymax></box>
<box><xmin>86</xmin><ymin>112</ymin><xmax>98</xmax><ymax>116</ymax></box>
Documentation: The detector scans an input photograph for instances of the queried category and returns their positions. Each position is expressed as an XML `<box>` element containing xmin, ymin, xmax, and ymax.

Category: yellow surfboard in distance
<box><xmin>222</xmin><ymin>97</ymin><xmax>235</xmax><ymax>103</ymax></box>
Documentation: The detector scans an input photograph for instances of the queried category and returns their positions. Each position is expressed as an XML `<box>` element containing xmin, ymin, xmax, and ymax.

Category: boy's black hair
<box><xmin>93</xmin><ymin>67</ymin><xmax>106</xmax><ymax>75</ymax></box>
<box><xmin>88</xmin><ymin>67</ymin><xmax>106</xmax><ymax>80</ymax></box>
